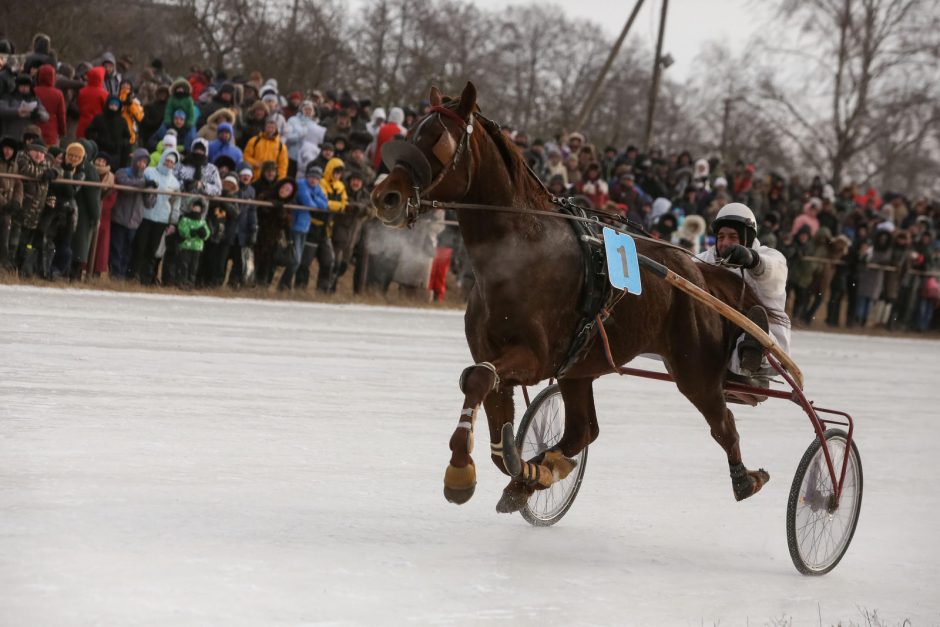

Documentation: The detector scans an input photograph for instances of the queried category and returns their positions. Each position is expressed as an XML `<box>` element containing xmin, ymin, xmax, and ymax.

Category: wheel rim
<box><xmin>793</xmin><ymin>436</ymin><xmax>861</xmax><ymax>572</ymax></box>
<box><xmin>519</xmin><ymin>391</ymin><xmax>586</xmax><ymax>522</ymax></box>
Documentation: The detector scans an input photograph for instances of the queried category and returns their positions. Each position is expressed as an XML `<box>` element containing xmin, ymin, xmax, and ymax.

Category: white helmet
<box><xmin>712</xmin><ymin>202</ymin><xmax>757</xmax><ymax>247</ymax></box>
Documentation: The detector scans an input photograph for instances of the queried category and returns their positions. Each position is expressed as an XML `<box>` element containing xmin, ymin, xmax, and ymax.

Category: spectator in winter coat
<box><xmin>576</xmin><ymin>162</ymin><xmax>609</xmax><ymax>209</ymax></box>
<box><xmin>174</xmin><ymin>199</ymin><xmax>210</xmax><ymax>288</ymax></box>
<box><xmin>34</xmin><ymin>65</ymin><xmax>66</xmax><ymax>147</ymax></box>
<box><xmin>196</xmin><ymin>82</ymin><xmax>238</xmax><ymax>128</ymax></box>
<box><xmin>91</xmin><ymin>151</ymin><xmax>117</xmax><ymax>276</ymax></box>
<box><xmin>238</xmin><ymin>100</ymin><xmax>269</xmax><ymax>149</ymax></box>
<box><xmin>0</xmin><ymin>75</ymin><xmax>49</xmax><ymax>141</ymax></box>
<box><xmin>110</xmin><ymin>147</ymin><xmax>153</xmax><ymax>278</ymax></box>
<box><xmin>85</xmin><ymin>96</ymin><xmax>131</xmax><ymax>168</ymax></box>
<box><xmin>43</xmin><ymin>142</ymin><xmax>86</xmax><ymax>278</ymax></box>
<box><xmin>208</xmin><ymin>122</ymin><xmax>243</xmax><ymax>166</ymax></box>
<box><xmin>283</xmin><ymin>100</ymin><xmax>325</xmax><ymax>178</ymax></box>
<box><xmin>163</xmin><ymin>78</ymin><xmax>198</xmax><ymax>131</ymax></box>
<box><xmin>854</xmin><ymin>230</ymin><xmax>893</xmax><ymax>326</ymax></box>
<box><xmin>77</xmin><ymin>67</ymin><xmax>108</xmax><ymax>138</ymax></box>
<box><xmin>68</xmin><ymin>138</ymin><xmax>103</xmax><ymax>277</ymax></box>
<box><xmin>100</xmin><ymin>52</ymin><xmax>122</xmax><ymax>98</ymax></box>
<box><xmin>118</xmin><ymin>80</ymin><xmax>144</xmax><ymax>148</ymax></box>
<box><xmin>254</xmin><ymin>178</ymin><xmax>294</xmax><ymax>287</ymax></box>
<box><xmin>133</xmin><ymin>150</ymin><xmax>180</xmax><ymax>284</ymax></box>
<box><xmin>791</xmin><ymin>198</ymin><xmax>822</xmax><ymax>236</ymax></box>
<box><xmin>10</xmin><ymin>142</ymin><xmax>59</xmax><ymax>274</ymax></box>
<box><xmin>294</xmin><ymin>157</ymin><xmax>347</xmax><ymax>291</ymax></box>
<box><xmin>330</xmin><ymin>169</ymin><xmax>371</xmax><ymax>292</ymax></box>
<box><xmin>198</xmin><ymin>107</ymin><xmax>236</xmax><ymax>141</ymax></box>
<box><xmin>227</xmin><ymin>166</ymin><xmax>258</xmax><ymax>287</ymax></box>
<box><xmin>243</xmin><ymin>117</ymin><xmax>288</xmax><ymax>182</ymax></box>
<box><xmin>23</xmin><ymin>34</ymin><xmax>57</xmax><ymax>73</ymax></box>
<box><xmin>279</xmin><ymin>163</ymin><xmax>328</xmax><ymax>290</ymax></box>
<box><xmin>140</xmin><ymin>85</ymin><xmax>169</xmax><ymax>146</ymax></box>
<box><xmin>372</xmin><ymin>107</ymin><xmax>407</xmax><ymax>170</ymax></box>
<box><xmin>366</xmin><ymin>107</ymin><xmax>385</xmax><ymax>137</ymax></box>
<box><xmin>198</xmin><ymin>175</ymin><xmax>240</xmax><ymax>287</ymax></box>
<box><xmin>149</xmin><ymin>109</ymin><xmax>196</xmax><ymax>153</ymax></box>
<box><xmin>0</xmin><ymin>136</ymin><xmax>24</xmax><ymax>268</ymax></box>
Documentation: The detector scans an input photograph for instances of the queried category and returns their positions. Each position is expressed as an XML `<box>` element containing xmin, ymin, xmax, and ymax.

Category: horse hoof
<box><xmin>444</xmin><ymin>484</ymin><xmax>476</xmax><ymax>505</ymax></box>
<box><xmin>732</xmin><ymin>467</ymin><xmax>770</xmax><ymax>502</ymax></box>
<box><xmin>495</xmin><ymin>487</ymin><xmax>527</xmax><ymax>514</ymax></box>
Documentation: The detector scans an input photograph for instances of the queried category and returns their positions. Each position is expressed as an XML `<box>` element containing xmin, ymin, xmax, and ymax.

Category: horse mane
<box><xmin>472</xmin><ymin>112</ymin><xmax>551</xmax><ymax>209</ymax></box>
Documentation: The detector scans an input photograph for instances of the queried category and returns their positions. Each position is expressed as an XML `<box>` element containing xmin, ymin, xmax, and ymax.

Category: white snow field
<box><xmin>1</xmin><ymin>285</ymin><xmax>938</xmax><ymax>626</ymax></box>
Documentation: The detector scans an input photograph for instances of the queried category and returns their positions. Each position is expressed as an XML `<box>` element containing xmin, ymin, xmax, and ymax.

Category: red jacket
<box><xmin>77</xmin><ymin>67</ymin><xmax>108</xmax><ymax>138</ymax></box>
<box><xmin>34</xmin><ymin>65</ymin><xmax>67</xmax><ymax>146</ymax></box>
<box><xmin>373</xmin><ymin>122</ymin><xmax>405</xmax><ymax>170</ymax></box>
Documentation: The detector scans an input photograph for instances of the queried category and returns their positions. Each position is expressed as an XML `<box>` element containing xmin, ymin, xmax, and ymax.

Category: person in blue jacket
<box><xmin>278</xmin><ymin>162</ymin><xmax>327</xmax><ymax>290</ymax></box>
<box><xmin>208</xmin><ymin>122</ymin><xmax>243</xmax><ymax>166</ymax></box>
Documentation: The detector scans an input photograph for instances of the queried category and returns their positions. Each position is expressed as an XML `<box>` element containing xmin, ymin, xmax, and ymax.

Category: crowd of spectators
<box><xmin>0</xmin><ymin>33</ymin><xmax>937</xmax><ymax>331</ymax></box>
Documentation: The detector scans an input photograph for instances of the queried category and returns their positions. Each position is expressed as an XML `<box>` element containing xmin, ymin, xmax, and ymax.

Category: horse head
<box><xmin>371</xmin><ymin>82</ymin><xmax>478</xmax><ymax>228</ymax></box>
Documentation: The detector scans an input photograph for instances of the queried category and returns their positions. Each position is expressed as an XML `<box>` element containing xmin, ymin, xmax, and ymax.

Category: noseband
<box><xmin>381</xmin><ymin>105</ymin><xmax>474</xmax><ymax>227</ymax></box>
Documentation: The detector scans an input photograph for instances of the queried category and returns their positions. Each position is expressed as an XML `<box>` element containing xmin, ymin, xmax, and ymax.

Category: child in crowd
<box><xmin>175</xmin><ymin>198</ymin><xmax>210</xmax><ymax>288</ymax></box>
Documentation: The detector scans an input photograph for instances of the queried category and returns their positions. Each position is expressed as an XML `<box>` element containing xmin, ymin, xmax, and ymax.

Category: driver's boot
<box><xmin>739</xmin><ymin>305</ymin><xmax>769</xmax><ymax>375</ymax></box>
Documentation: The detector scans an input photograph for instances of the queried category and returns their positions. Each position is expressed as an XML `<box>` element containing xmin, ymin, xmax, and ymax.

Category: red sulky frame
<box><xmin>522</xmin><ymin>352</ymin><xmax>855</xmax><ymax>510</ymax></box>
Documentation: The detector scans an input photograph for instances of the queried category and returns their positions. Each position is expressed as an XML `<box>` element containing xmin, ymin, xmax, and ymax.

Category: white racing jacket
<box><xmin>696</xmin><ymin>238</ymin><xmax>791</xmax><ymax>374</ymax></box>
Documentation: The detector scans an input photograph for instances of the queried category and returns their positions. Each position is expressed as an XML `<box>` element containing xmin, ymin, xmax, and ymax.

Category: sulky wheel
<box><xmin>514</xmin><ymin>384</ymin><xmax>588</xmax><ymax>527</ymax></box>
<box><xmin>786</xmin><ymin>428</ymin><xmax>863</xmax><ymax>575</ymax></box>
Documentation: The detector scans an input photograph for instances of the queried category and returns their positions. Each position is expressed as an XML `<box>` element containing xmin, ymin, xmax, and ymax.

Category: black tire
<box><xmin>514</xmin><ymin>384</ymin><xmax>588</xmax><ymax>527</ymax></box>
<box><xmin>786</xmin><ymin>428</ymin><xmax>863</xmax><ymax>575</ymax></box>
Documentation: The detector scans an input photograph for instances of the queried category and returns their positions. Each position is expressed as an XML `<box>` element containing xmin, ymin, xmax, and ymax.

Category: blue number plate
<box><xmin>603</xmin><ymin>227</ymin><xmax>642</xmax><ymax>295</ymax></box>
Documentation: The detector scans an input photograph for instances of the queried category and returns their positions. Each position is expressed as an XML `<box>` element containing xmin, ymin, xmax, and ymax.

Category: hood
<box><xmin>679</xmin><ymin>214</ymin><xmax>706</xmax><ymax>238</ymax></box>
<box><xmin>37</xmin><ymin>64</ymin><xmax>56</xmax><ymax>87</ymax></box>
<box><xmin>79</xmin><ymin>138</ymin><xmax>98</xmax><ymax>162</ymax></box>
<box><xmin>190</xmin><ymin>137</ymin><xmax>210</xmax><ymax>154</ymax></box>
<box><xmin>101</xmin><ymin>52</ymin><xmax>117</xmax><ymax>66</ymax></box>
<box><xmin>272</xmin><ymin>178</ymin><xmax>295</xmax><ymax>199</ymax></box>
<box><xmin>372</xmin><ymin>107</ymin><xmax>386</xmax><ymax>123</ymax></box>
<box><xmin>813</xmin><ymin>226</ymin><xmax>832</xmax><ymax>245</ymax></box>
<box><xmin>86</xmin><ymin>66</ymin><xmax>105</xmax><ymax>88</ymax></box>
<box><xmin>323</xmin><ymin>157</ymin><xmax>345</xmax><ymax>181</ymax></box>
<box><xmin>33</xmin><ymin>34</ymin><xmax>50</xmax><ymax>55</ymax></box>
<box><xmin>388</xmin><ymin>107</ymin><xmax>404</xmax><ymax>125</ymax></box>
<box><xmin>130</xmin><ymin>147</ymin><xmax>150</xmax><ymax>167</ymax></box>
<box><xmin>170</xmin><ymin>78</ymin><xmax>192</xmax><ymax>96</ymax></box>
<box><xmin>158</xmin><ymin>149</ymin><xmax>178</xmax><ymax>170</ymax></box>
<box><xmin>217</xmin><ymin>122</ymin><xmax>234</xmax><ymax>140</ymax></box>
<box><xmin>207</xmin><ymin>107</ymin><xmax>236</xmax><ymax>126</ymax></box>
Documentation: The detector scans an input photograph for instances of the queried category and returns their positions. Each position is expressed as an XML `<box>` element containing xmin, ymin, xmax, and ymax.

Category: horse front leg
<box><xmin>444</xmin><ymin>347</ymin><xmax>541</xmax><ymax>505</ymax></box>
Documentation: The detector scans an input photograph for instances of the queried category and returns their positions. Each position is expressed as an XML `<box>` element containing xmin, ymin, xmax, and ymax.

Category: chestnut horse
<box><xmin>371</xmin><ymin>82</ymin><xmax>770</xmax><ymax>511</ymax></box>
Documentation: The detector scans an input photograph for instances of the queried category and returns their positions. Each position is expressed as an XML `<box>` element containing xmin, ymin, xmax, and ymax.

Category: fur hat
<box><xmin>65</xmin><ymin>142</ymin><xmax>86</xmax><ymax>162</ymax></box>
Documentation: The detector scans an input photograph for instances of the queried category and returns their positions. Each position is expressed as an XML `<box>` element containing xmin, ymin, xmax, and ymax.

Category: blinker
<box><xmin>381</xmin><ymin>140</ymin><xmax>433</xmax><ymax>188</ymax></box>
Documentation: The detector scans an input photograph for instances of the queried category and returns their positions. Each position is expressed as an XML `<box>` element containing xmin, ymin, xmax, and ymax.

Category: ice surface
<box><xmin>1</xmin><ymin>285</ymin><xmax>938</xmax><ymax>626</ymax></box>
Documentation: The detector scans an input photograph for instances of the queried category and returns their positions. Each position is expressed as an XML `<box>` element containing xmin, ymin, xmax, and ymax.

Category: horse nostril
<box><xmin>382</xmin><ymin>191</ymin><xmax>402</xmax><ymax>209</ymax></box>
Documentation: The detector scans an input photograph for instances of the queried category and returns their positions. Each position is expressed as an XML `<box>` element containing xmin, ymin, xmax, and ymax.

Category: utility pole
<box><xmin>719</xmin><ymin>97</ymin><xmax>733</xmax><ymax>164</ymax></box>
<box><xmin>642</xmin><ymin>0</ymin><xmax>669</xmax><ymax>151</ymax></box>
<box><xmin>572</xmin><ymin>0</ymin><xmax>646</xmax><ymax>132</ymax></box>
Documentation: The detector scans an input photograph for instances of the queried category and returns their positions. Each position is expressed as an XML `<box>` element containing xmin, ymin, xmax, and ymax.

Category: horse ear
<box><xmin>429</xmin><ymin>86</ymin><xmax>443</xmax><ymax>107</ymax></box>
<box><xmin>456</xmin><ymin>81</ymin><xmax>477</xmax><ymax>120</ymax></box>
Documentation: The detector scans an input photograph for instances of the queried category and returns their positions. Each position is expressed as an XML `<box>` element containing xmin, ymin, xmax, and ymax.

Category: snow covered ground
<box><xmin>1</xmin><ymin>285</ymin><xmax>938</xmax><ymax>626</ymax></box>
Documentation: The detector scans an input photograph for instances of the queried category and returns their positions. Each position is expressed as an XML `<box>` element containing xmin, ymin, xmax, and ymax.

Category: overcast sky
<box><xmin>466</xmin><ymin>0</ymin><xmax>772</xmax><ymax>81</ymax></box>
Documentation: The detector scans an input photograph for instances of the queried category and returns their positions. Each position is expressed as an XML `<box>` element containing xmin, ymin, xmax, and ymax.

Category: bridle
<box><xmin>382</xmin><ymin>104</ymin><xmax>475</xmax><ymax>227</ymax></box>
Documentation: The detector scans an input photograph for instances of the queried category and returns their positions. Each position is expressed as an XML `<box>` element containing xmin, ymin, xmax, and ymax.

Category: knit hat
<box><xmin>162</xmin><ymin>134</ymin><xmax>178</xmax><ymax>150</ymax></box>
<box><xmin>66</xmin><ymin>142</ymin><xmax>86</xmax><ymax>162</ymax></box>
<box><xmin>223</xmin><ymin>175</ymin><xmax>239</xmax><ymax>190</ymax></box>
<box><xmin>173</xmin><ymin>109</ymin><xmax>187</xmax><ymax>120</ymax></box>
<box><xmin>305</xmin><ymin>163</ymin><xmax>323</xmax><ymax>178</ymax></box>
<box><xmin>239</xmin><ymin>166</ymin><xmax>254</xmax><ymax>177</ymax></box>
<box><xmin>26</xmin><ymin>141</ymin><xmax>48</xmax><ymax>155</ymax></box>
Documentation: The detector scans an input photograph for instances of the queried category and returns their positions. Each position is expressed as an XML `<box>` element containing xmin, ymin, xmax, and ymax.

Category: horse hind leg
<box><xmin>672</xmin><ymin>361</ymin><xmax>769</xmax><ymax>501</ymax></box>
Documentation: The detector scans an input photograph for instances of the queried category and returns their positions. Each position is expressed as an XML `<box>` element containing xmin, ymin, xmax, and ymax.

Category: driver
<box><xmin>697</xmin><ymin>202</ymin><xmax>791</xmax><ymax>377</ymax></box>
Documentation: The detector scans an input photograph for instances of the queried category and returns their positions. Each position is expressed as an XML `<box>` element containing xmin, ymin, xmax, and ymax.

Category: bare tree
<box><xmin>758</xmin><ymin>0</ymin><xmax>937</xmax><ymax>187</ymax></box>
